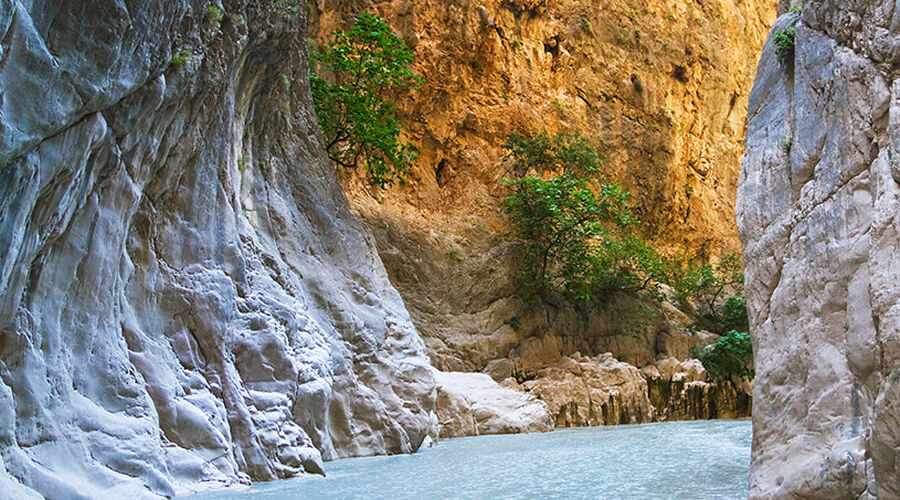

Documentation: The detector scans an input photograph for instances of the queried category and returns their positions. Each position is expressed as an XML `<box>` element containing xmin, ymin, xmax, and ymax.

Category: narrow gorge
<box><xmin>1</xmin><ymin>0</ymin><xmax>895</xmax><ymax>499</ymax></box>
<box><xmin>0</xmin><ymin>2</ymin><xmax>435</xmax><ymax>497</ymax></box>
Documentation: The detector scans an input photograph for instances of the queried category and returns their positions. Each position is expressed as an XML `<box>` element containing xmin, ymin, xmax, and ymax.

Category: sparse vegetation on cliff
<box><xmin>502</xmin><ymin>172</ymin><xmax>629</xmax><ymax>303</ymax></box>
<box><xmin>670</xmin><ymin>253</ymin><xmax>748</xmax><ymax>333</ymax></box>
<box><xmin>206</xmin><ymin>4</ymin><xmax>223</xmax><ymax>29</ymax></box>
<box><xmin>502</xmin><ymin>134</ymin><xmax>749</xmax><ymax>331</ymax></box>
<box><xmin>170</xmin><ymin>48</ymin><xmax>192</xmax><ymax>65</ymax></box>
<box><xmin>310</xmin><ymin>14</ymin><xmax>421</xmax><ymax>188</ymax></box>
<box><xmin>773</xmin><ymin>26</ymin><xmax>796</xmax><ymax>64</ymax></box>
<box><xmin>504</xmin><ymin>132</ymin><xmax>604</xmax><ymax>175</ymax></box>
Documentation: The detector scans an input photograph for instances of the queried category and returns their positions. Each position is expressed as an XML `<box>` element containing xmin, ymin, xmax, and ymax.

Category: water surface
<box><xmin>190</xmin><ymin>419</ymin><xmax>751</xmax><ymax>500</ymax></box>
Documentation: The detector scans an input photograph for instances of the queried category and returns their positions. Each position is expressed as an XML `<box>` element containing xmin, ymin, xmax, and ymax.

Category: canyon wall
<box><xmin>0</xmin><ymin>1</ymin><xmax>436</xmax><ymax>498</ymax></box>
<box><xmin>312</xmin><ymin>0</ymin><xmax>776</xmax><ymax>373</ymax></box>
<box><xmin>738</xmin><ymin>1</ymin><xmax>900</xmax><ymax>498</ymax></box>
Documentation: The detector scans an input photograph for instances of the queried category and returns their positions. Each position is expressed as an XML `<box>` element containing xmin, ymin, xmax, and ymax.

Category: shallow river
<box><xmin>190</xmin><ymin>419</ymin><xmax>752</xmax><ymax>500</ymax></box>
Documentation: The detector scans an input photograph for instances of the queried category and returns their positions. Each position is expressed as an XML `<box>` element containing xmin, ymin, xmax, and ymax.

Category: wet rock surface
<box><xmin>644</xmin><ymin>359</ymin><xmax>752</xmax><ymax>421</ymax></box>
<box><xmin>0</xmin><ymin>1</ymin><xmax>436</xmax><ymax>498</ymax></box>
<box><xmin>738</xmin><ymin>1</ymin><xmax>900</xmax><ymax>498</ymax></box>
<box><xmin>521</xmin><ymin>353</ymin><xmax>654</xmax><ymax>427</ymax></box>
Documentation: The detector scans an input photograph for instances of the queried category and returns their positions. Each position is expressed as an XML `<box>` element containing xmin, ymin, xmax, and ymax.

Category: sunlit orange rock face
<box><xmin>312</xmin><ymin>0</ymin><xmax>776</xmax><ymax>369</ymax></box>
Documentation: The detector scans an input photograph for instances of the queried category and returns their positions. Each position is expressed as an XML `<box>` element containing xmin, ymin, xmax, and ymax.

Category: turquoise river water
<box><xmin>189</xmin><ymin>419</ymin><xmax>752</xmax><ymax>500</ymax></box>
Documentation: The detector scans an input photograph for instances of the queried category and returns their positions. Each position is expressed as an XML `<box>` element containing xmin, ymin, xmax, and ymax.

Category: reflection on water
<box><xmin>189</xmin><ymin>419</ymin><xmax>752</xmax><ymax>500</ymax></box>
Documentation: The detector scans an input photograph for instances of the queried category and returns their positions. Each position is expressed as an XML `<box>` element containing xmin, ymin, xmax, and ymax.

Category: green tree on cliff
<box><xmin>669</xmin><ymin>253</ymin><xmax>748</xmax><ymax>333</ymax></box>
<box><xmin>310</xmin><ymin>14</ymin><xmax>422</xmax><ymax>188</ymax></box>
<box><xmin>501</xmin><ymin>132</ymin><xmax>669</xmax><ymax>305</ymax></box>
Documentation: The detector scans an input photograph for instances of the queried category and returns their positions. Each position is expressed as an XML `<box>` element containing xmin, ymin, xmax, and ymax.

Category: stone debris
<box><xmin>434</xmin><ymin>371</ymin><xmax>553</xmax><ymax>438</ymax></box>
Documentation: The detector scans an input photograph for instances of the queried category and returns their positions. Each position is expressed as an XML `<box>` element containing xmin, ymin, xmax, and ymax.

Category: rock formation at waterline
<box><xmin>738</xmin><ymin>2</ymin><xmax>900</xmax><ymax>498</ymax></box>
<box><xmin>0</xmin><ymin>2</ymin><xmax>437</xmax><ymax>498</ymax></box>
<box><xmin>433</xmin><ymin>371</ymin><xmax>553</xmax><ymax>438</ymax></box>
<box><xmin>489</xmin><ymin>335</ymin><xmax>751</xmax><ymax>428</ymax></box>
<box><xmin>433</xmin><ymin>322</ymin><xmax>752</xmax><ymax>436</ymax></box>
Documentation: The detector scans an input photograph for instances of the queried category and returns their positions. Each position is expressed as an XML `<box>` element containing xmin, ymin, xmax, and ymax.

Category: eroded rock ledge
<box><xmin>435</xmin><ymin>330</ymin><xmax>752</xmax><ymax>438</ymax></box>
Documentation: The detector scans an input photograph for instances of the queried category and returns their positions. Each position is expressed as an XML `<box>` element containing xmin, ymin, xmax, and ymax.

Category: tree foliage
<box><xmin>501</xmin><ymin>133</ymin><xmax>749</xmax><ymax>325</ymax></box>
<box><xmin>696</xmin><ymin>330</ymin><xmax>754</xmax><ymax>382</ymax></box>
<box><xmin>310</xmin><ymin>14</ymin><xmax>421</xmax><ymax>188</ymax></box>
<box><xmin>504</xmin><ymin>132</ymin><xmax>604</xmax><ymax>176</ymax></box>
<box><xmin>501</xmin><ymin>132</ymin><xmax>669</xmax><ymax>305</ymax></box>
<box><xmin>773</xmin><ymin>27</ymin><xmax>796</xmax><ymax>64</ymax></box>
<box><xmin>502</xmin><ymin>133</ymin><xmax>753</xmax><ymax>370</ymax></box>
<box><xmin>502</xmin><ymin>173</ymin><xmax>629</xmax><ymax>302</ymax></box>
<box><xmin>501</xmin><ymin>132</ymin><xmax>754</xmax><ymax>375</ymax></box>
<box><xmin>669</xmin><ymin>253</ymin><xmax>748</xmax><ymax>333</ymax></box>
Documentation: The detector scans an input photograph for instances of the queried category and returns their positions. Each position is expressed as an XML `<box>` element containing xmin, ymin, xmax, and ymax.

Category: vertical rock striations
<box><xmin>738</xmin><ymin>2</ymin><xmax>899</xmax><ymax>498</ymax></box>
<box><xmin>0</xmin><ymin>1</ymin><xmax>436</xmax><ymax>498</ymax></box>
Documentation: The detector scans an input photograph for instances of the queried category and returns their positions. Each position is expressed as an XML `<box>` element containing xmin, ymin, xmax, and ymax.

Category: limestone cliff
<box><xmin>312</xmin><ymin>0</ymin><xmax>775</xmax><ymax>377</ymax></box>
<box><xmin>0</xmin><ymin>1</ymin><xmax>436</xmax><ymax>498</ymax></box>
<box><xmin>738</xmin><ymin>1</ymin><xmax>900</xmax><ymax>498</ymax></box>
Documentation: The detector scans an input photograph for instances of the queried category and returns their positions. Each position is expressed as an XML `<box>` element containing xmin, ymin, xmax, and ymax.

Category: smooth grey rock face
<box><xmin>738</xmin><ymin>2</ymin><xmax>899</xmax><ymax>498</ymax></box>
<box><xmin>0</xmin><ymin>1</ymin><xmax>436</xmax><ymax>498</ymax></box>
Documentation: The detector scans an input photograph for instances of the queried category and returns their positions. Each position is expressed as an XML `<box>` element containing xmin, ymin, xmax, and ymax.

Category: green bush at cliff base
<box><xmin>501</xmin><ymin>132</ymin><xmax>750</xmax><ymax>328</ymax></box>
<box><xmin>669</xmin><ymin>252</ymin><xmax>748</xmax><ymax>333</ymax></box>
<box><xmin>696</xmin><ymin>330</ymin><xmax>754</xmax><ymax>382</ymax></box>
<box><xmin>310</xmin><ymin>14</ymin><xmax>422</xmax><ymax>188</ymax></box>
<box><xmin>720</xmin><ymin>294</ymin><xmax>749</xmax><ymax>332</ymax></box>
<box><xmin>501</xmin><ymin>132</ymin><xmax>671</xmax><ymax>306</ymax></box>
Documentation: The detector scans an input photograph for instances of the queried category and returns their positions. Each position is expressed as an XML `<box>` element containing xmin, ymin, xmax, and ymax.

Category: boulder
<box><xmin>434</xmin><ymin>371</ymin><xmax>553</xmax><ymax>438</ymax></box>
<box><xmin>521</xmin><ymin>353</ymin><xmax>653</xmax><ymax>427</ymax></box>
